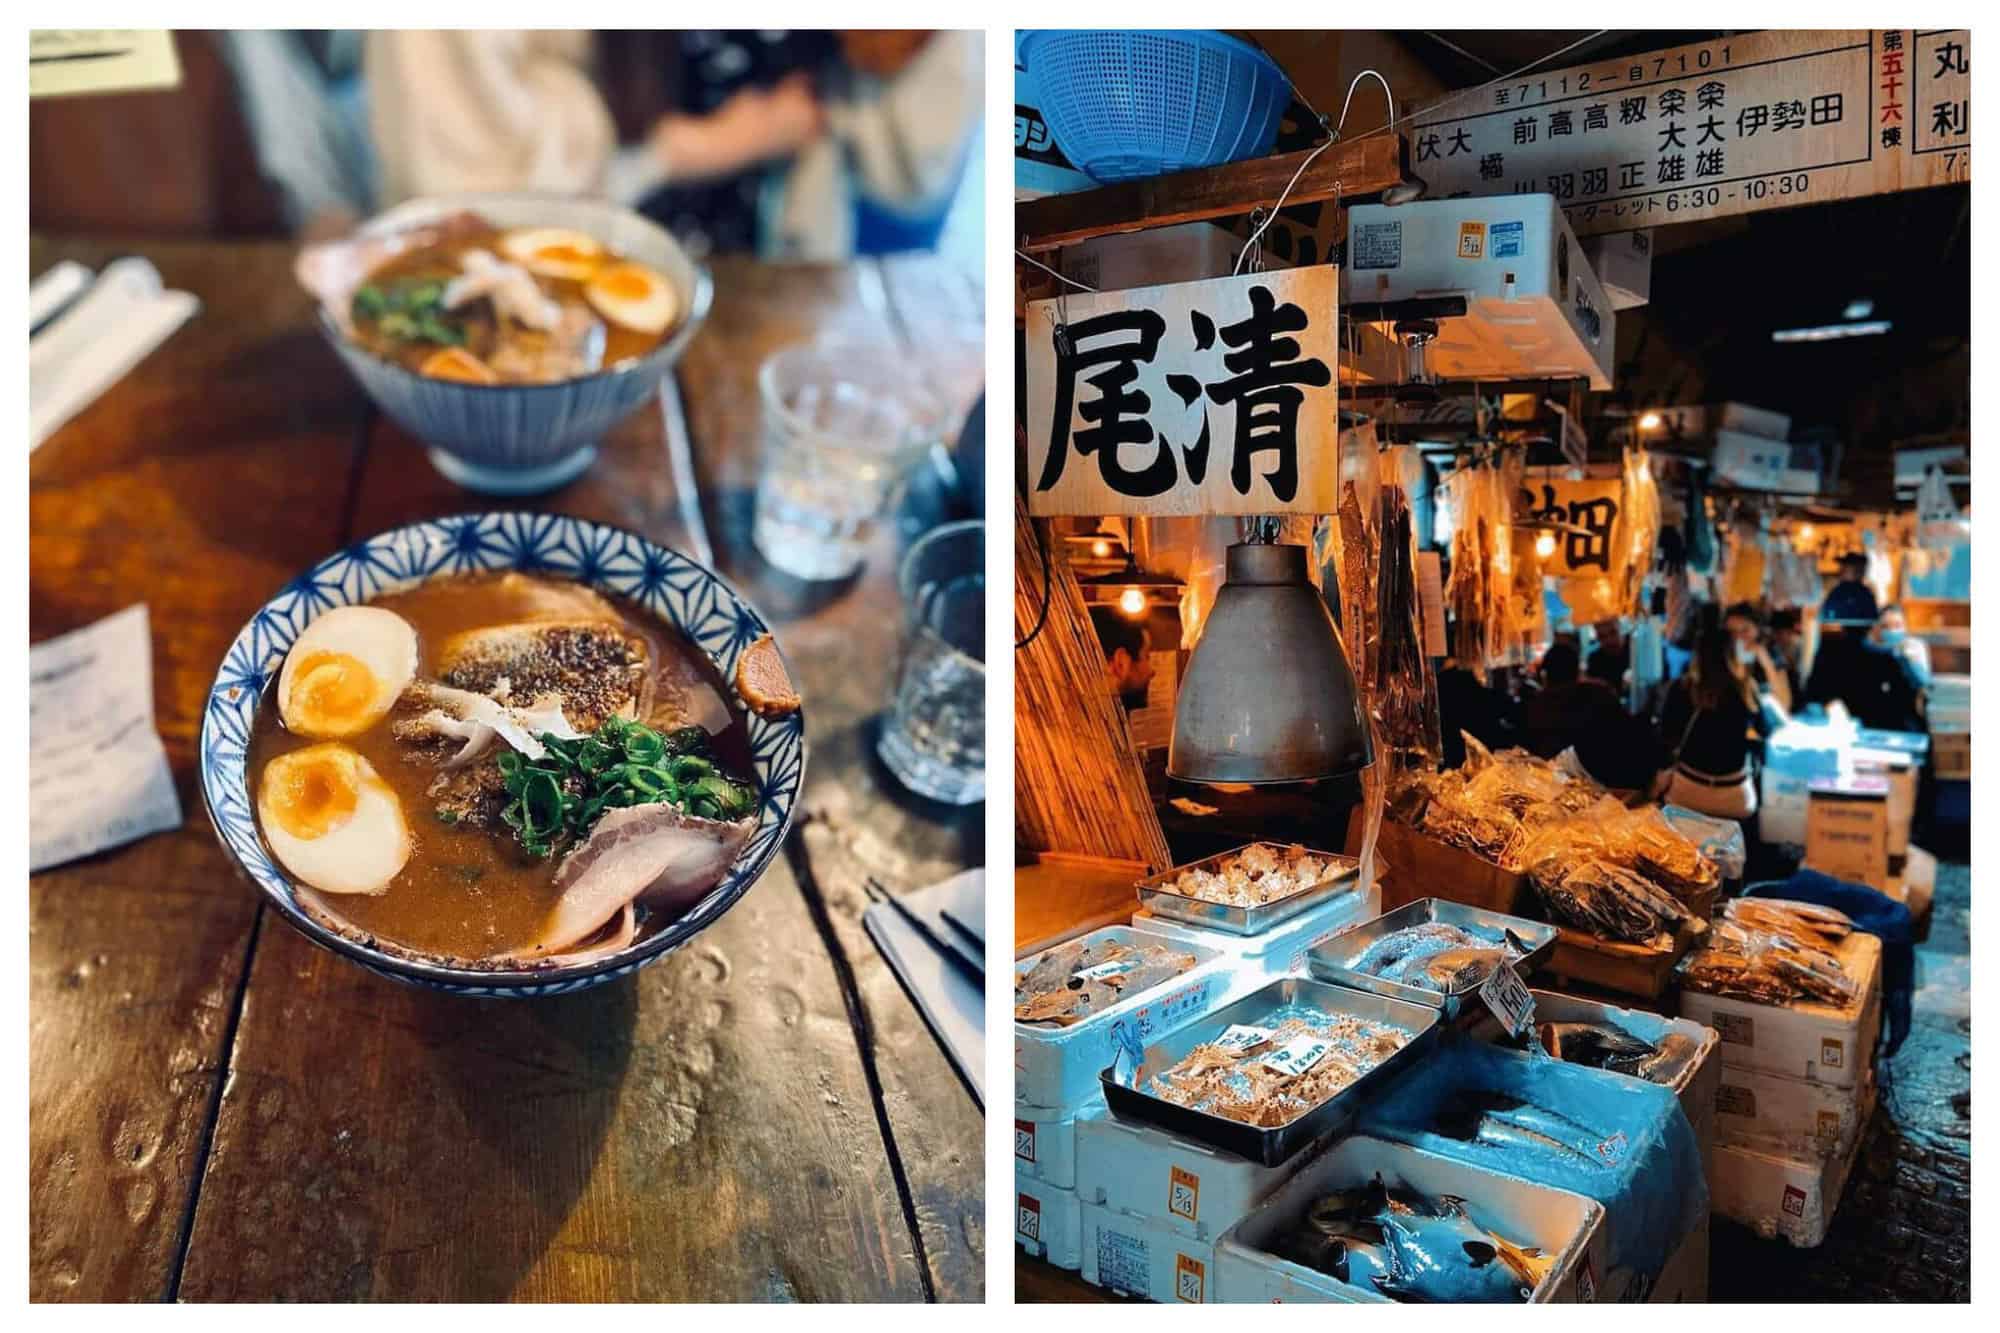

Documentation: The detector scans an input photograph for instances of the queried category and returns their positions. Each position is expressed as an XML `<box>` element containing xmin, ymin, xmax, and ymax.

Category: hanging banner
<box><xmin>1409</xmin><ymin>30</ymin><xmax>1970</xmax><ymax>235</ymax></box>
<box><xmin>1521</xmin><ymin>476</ymin><xmax>1626</xmax><ymax>578</ymax></box>
<box><xmin>1024</xmin><ymin>267</ymin><xmax>1340</xmax><ymax>516</ymax></box>
<box><xmin>30</xmin><ymin>30</ymin><xmax>181</xmax><ymax>98</ymax></box>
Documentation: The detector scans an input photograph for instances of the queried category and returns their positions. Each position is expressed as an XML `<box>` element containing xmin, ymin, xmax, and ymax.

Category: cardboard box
<box><xmin>1933</xmin><ymin>728</ymin><xmax>1971</xmax><ymax>781</ymax></box>
<box><xmin>1888</xmin><ymin>846</ymin><xmax>1937</xmax><ymax>939</ymax></box>
<box><xmin>1713</xmin><ymin>1063</ymin><xmax>1873</xmax><ymax>1162</ymax></box>
<box><xmin>1016</xmin><ymin>1178</ymin><xmax>1084</xmax><ymax>1269</ymax></box>
<box><xmin>1677</xmin><ymin>931</ymin><xmax>1883</xmax><ymax>1090</ymax></box>
<box><xmin>1131</xmin><ymin>878</ymin><xmax>1381</xmax><ymax>978</ymax></box>
<box><xmin>1212</xmin><ymin>1136</ymin><xmax>1609</xmax><ymax>1303</ymax></box>
<box><xmin>1073</xmin><ymin>1104</ymin><xmax>1311</xmax><ymax>1244</ymax></box>
<box><xmin>1803</xmin><ymin>775</ymin><xmax>1891</xmax><ymax>889</ymax></box>
<box><xmin>1352</xmin><ymin>812</ymin><xmax>1532</xmax><ymax>917</ymax></box>
<box><xmin>1708</xmin><ymin>1077</ymin><xmax>1876</xmax><ymax>1248</ymax></box>
<box><xmin>1582</xmin><ymin>229</ymin><xmax>1653</xmax><ymax>309</ymax></box>
<box><xmin>1850</xmin><ymin>748</ymin><xmax>1917</xmax><ymax>857</ymax></box>
<box><xmin>1015</xmin><ymin>1092</ymin><xmax>1099</xmax><ymax>1189</ymax></box>
<box><xmin>1080</xmin><ymin>1201</ymin><xmax>1217</xmax><ymax>1302</ymax></box>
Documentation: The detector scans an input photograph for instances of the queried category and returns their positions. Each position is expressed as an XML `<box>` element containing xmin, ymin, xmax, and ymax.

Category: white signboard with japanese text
<box><xmin>1024</xmin><ymin>268</ymin><xmax>1340</xmax><ymax>516</ymax></box>
<box><xmin>1410</xmin><ymin>30</ymin><xmax>1969</xmax><ymax>235</ymax></box>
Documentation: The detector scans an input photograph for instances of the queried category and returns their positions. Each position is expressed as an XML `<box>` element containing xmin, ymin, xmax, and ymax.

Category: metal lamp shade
<box><xmin>1167</xmin><ymin>542</ymin><xmax>1374</xmax><ymax>784</ymax></box>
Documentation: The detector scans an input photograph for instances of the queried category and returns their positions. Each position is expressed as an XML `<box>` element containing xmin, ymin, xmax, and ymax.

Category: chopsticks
<box><xmin>863</xmin><ymin>875</ymin><xmax>984</xmax><ymax>983</ymax></box>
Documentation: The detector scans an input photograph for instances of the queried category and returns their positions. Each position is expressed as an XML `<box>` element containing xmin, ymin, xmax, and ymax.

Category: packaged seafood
<box><xmin>1101</xmin><ymin>977</ymin><xmax>1440</xmax><ymax>1166</ymax></box>
<box><xmin>1015</xmin><ymin>1178</ymin><xmax>1084</xmax><ymax>1270</ymax></box>
<box><xmin>1307</xmin><ymin>898</ymin><xmax>1556</xmax><ymax>1013</ymax></box>
<box><xmin>1131</xmin><ymin>877</ymin><xmax>1379</xmax><ymax>974</ymax></box>
<box><xmin>1712</xmin><ymin>1062</ymin><xmax>1873</xmax><ymax>1162</ymax></box>
<box><xmin>1081</xmin><ymin>1200</ymin><xmax>1218</xmax><ymax>1302</ymax></box>
<box><xmin>1677</xmin><ymin>928</ymin><xmax>1883</xmax><ymax>1091</ymax></box>
<box><xmin>1355</xmin><ymin>1035</ymin><xmax>1706</xmax><ymax>1284</ymax></box>
<box><xmin>1136</xmin><ymin>841</ymin><xmax>1361</xmax><ymax>935</ymax></box>
<box><xmin>1074</xmin><ymin>1102</ymin><xmax>1312</xmax><ymax>1244</ymax></box>
<box><xmin>1015</xmin><ymin>925</ymin><xmax>1234</xmax><ymax>1111</ymax></box>
<box><xmin>1708</xmin><ymin>1075</ymin><xmax>1876</xmax><ymax>1248</ymax></box>
<box><xmin>1213</xmin><ymin>1136</ymin><xmax>1609</xmax><ymax>1303</ymax></box>
<box><xmin>1015</xmin><ymin>1092</ymin><xmax>1099</xmax><ymax>1189</ymax></box>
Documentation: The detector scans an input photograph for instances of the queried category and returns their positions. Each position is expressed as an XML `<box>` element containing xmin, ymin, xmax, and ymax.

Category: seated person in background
<box><xmin>1585</xmin><ymin>618</ymin><xmax>1630</xmax><ymax>687</ymax></box>
<box><xmin>1521</xmin><ymin>643</ymin><xmax>1623</xmax><ymax>761</ymax></box>
<box><xmin>1436</xmin><ymin>660</ymin><xmax>1519</xmax><ymax>768</ymax></box>
<box><xmin>1723</xmin><ymin>601</ymin><xmax>1793</xmax><ymax>714</ymax></box>
<box><xmin>1820</xmin><ymin>552</ymin><xmax>1881</xmax><ymax>626</ymax></box>
<box><xmin>1089</xmin><ymin>606</ymin><xmax>1155</xmax><ymax>712</ymax></box>
<box><xmin>1870</xmin><ymin>604</ymin><xmax>1933</xmax><ymax>691</ymax></box>
<box><xmin>1806</xmin><ymin>615</ymin><xmax>1925</xmax><ymax>731</ymax></box>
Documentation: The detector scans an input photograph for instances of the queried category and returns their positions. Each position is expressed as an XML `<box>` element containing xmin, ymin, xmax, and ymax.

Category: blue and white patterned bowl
<box><xmin>199</xmin><ymin>513</ymin><xmax>805</xmax><ymax>997</ymax></box>
<box><xmin>314</xmin><ymin>194</ymin><xmax>713</xmax><ymax>496</ymax></box>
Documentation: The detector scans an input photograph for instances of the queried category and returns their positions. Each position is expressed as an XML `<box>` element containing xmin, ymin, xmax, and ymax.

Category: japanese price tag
<box><xmin>1480</xmin><ymin>960</ymin><xmax>1536</xmax><ymax>1038</ymax></box>
<box><xmin>1071</xmin><ymin>958</ymin><xmax>1141</xmax><ymax>984</ymax></box>
<box><xmin>1259</xmin><ymin>1034</ymin><xmax>1332</xmax><ymax>1079</ymax></box>
<box><xmin>1213</xmin><ymin>1024</ymin><xmax>1275</xmax><ymax>1055</ymax></box>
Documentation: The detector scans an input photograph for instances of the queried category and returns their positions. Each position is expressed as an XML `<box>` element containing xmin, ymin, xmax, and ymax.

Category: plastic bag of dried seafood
<box><xmin>1659</xmin><ymin>805</ymin><xmax>1746</xmax><ymax>880</ymax></box>
<box><xmin>1678</xmin><ymin>915</ymin><xmax>1860</xmax><ymax>1008</ymax></box>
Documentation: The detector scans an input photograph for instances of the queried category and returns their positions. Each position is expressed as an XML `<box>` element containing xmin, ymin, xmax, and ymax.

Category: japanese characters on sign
<box><xmin>1524</xmin><ymin>477</ymin><xmax>1624</xmax><ymax>577</ymax></box>
<box><xmin>1410</xmin><ymin>30</ymin><xmax>1969</xmax><ymax>235</ymax></box>
<box><xmin>1024</xmin><ymin>268</ymin><xmax>1340</xmax><ymax>516</ymax></box>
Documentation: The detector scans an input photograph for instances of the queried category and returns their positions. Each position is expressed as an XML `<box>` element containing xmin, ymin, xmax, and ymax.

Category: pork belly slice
<box><xmin>437</xmin><ymin>619</ymin><xmax>653</xmax><ymax>730</ymax></box>
<box><xmin>513</xmin><ymin>803</ymin><xmax>756</xmax><ymax>960</ymax></box>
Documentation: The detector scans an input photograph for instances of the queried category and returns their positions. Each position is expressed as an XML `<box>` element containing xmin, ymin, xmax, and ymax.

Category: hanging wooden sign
<box><xmin>1024</xmin><ymin>267</ymin><xmax>1340</xmax><ymax>516</ymax></box>
<box><xmin>1409</xmin><ymin>30</ymin><xmax>1970</xmax><ymax>236</ymax></box>
<box><xmin>1522</xmin><ymin>476</ymin><xmax>1626</xmax><ymax>578</ymax></box>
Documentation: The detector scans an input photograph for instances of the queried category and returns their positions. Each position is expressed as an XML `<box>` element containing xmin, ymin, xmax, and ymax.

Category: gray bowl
<box><xmin>313</xmin><ymin>193</ymin><xmax>713</xmax><ymax>495</ymax></box>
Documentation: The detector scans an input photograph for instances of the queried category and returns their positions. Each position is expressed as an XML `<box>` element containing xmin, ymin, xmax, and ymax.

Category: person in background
<box><xmin>1585</xmin><ymin>618</ymin><xmax>1630</xmax><ymax>687</ymax></box>
<box><xmin>1870</xmin><ymin>604</ymin><xmax>1933</xmax><ymax>692</ymax></box>
<box><xmin>1767</xmin><ymin>607</ymin><xmax>1806</xmax><ymax>704</ymax></box>
<box><xmin>1656</xmin><ymin>606</ymin><xmax>1767</xmax><ymax>822</ymax></box>
<box><xmin>1522</xmin><ymin>643</ymin><xmax>1620</xmax><ymax>760</ymax></box>
<box><xmin>1723</xmin><ymin>601</ymin><xmax>1793</xmax><ymax>714</ymax></box>
<box><xmin>1821</xmin><ymin>552</ymin><xmax>1881</xmax><ymax>625</ymax></box>
<box><xmin>1435</xmin><ymin>661</ymin><xmax>1519</xmax><ymax>768</ymax></box>
<box><xmin>1089</xmin><ymin>607</ymin><xmax>1155</xmax><ymax>712</ymax></box>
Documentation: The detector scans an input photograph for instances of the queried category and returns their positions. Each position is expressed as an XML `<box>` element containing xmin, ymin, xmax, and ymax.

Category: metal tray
<box><xmin>1305</xmin><ymin>897</ymin><xmax>1558</xmax><ymax>1016</ymax></box>
<box><xmin>1097</xmin><ymin>976</ymin><xmax>1441</xmax><ymax>1167</ymax></box>
<box><xmin>1136</xmin><ymin>842</ymin><xmax>1361</xmax><ymax>936</ymax></box>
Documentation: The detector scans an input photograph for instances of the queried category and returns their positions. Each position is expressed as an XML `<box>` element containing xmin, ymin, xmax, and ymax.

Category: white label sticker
<box><xmin>1480</xmin><ymin>960</ymin><xmax>1536</xmax><ymax>1038</ymax></box>
<box><xmin>1260</xmin><ymin>1034</ymin><xmax>1331</xmax><ymax>1079</ymax></box>
<box><xmin>1214</xmin><ymin>1024</ymin><xmax>1275</xmax><ymax>1055</ymax></box>
<box><xmin>1072</xmin><ymin>958</ymin><xmax>1140</xmax><ymax>984</ymax></box>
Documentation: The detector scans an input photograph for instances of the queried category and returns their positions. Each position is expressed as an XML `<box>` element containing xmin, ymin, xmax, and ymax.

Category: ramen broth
<box><xmin>248</xmin><ymin>572</ymin><xmax>754</xmax><ymax>961</ymax></box>
<box><xmin>351</xmin><ymin>220</ymin><xmax>674</xmax><ymax>382</ymax></box>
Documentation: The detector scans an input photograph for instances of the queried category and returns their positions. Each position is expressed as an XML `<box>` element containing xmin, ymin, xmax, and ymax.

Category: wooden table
<box><xmin>28</xmin><ymin>236</ymin><xmax>985</xmax><ymax>1302</ymax></box>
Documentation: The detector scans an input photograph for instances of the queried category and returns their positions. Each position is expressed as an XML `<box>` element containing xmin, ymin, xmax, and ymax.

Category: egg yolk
<box><xmin>593</xmin><ymin>265</ymin><xmax>655</xmax><ymax>302</ymax></box>
<box><xmin>287</xmin><ymin>651</ymin><xmax>381</xmax><ymax>736</ymax></box>
<box><xmin>419</xmin><ymin>347</ymin><xmax>500</xmax><ymax>385</ymax></box>
<box><xmin>264</xmin><ymin>745</ymin><xmax>361</xmax><ymax>840</ymax></box>
<box><xmin>536</xmin><ymin>243</ymin><xmax>599</xmax><ymax>270</ymax></box>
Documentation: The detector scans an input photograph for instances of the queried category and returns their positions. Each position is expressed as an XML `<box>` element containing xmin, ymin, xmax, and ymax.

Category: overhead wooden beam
<box><xmin>1016</xmin><ymin>133</ymin><xmax>1407</xmax><ymax>253</ymax></box>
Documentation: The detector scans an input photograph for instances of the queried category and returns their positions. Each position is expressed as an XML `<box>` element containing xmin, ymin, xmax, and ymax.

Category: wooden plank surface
<box><xmin>1015</xmin><ymin>133</ymin><xmax>1405</xmax><ymax>252</ymax></box>
<box><xmin>28</xmin><ymin>237</ymin><xmax>369</xmax><ymax>1301</ymax></box>
<box><xmin>30</xmin><ymin>243</ymin><xmax>983</xmax><ymax>1302</ymax></box>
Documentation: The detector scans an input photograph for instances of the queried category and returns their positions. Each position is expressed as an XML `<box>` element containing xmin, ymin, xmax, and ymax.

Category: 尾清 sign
<box><xmin>1409</xmin><ymin>30</ymin><xmax>1969</xmax><ymax>234</ymax></box>
<box><xmin>1023</xmin><ymin>267</ymin><xmax>1340</xmax><ymax>516</ymax></box>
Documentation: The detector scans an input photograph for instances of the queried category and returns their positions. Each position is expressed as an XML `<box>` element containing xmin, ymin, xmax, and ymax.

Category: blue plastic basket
<box><xmin>1020</xmin><ymin>29</ymin><xmax>1290</xmax><ymax>184</ymax></box>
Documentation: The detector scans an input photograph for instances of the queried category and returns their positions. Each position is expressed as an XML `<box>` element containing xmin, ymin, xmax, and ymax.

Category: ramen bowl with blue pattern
<box><xmin>199</xmin><ymin>513</ymin><xmax>805</xmax><ymax>997</ymax></box>
<box><xmin>301</xmin><ymin>193</ymin><xmax>713</xmax><ymax>497</ymax></box>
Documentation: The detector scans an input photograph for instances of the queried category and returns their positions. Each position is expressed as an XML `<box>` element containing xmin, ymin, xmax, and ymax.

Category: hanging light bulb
<box><xmin>1535</xmin><ymin>529</ymin><xmax>1558</xmax><ymax>560</ymax></box>
<box><xmin>1117</xmin><ymin>586</ymin><xmax>1147</xmax><ymax>617</ymax></box>
<box><xmin>1090</xmin><ymin>538</ymin><xmax>1112</xmax><ymax>559</ymax></box>
<box><xmin>1798</xmin><ymin>522</ymin><xmax>1817</xmax><ymax>543</ymax></box>
<box><xmin>1638</xmin><ymin>411</ymin><xmax>1664</xmax><ymax>431</ymax></box>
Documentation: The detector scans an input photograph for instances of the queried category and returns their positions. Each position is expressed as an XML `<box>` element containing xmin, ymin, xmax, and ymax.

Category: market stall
<box><xmin>1015</xmin><ymin>25</ymin><xmax>1967</xmax><ymax>1305</ymax></box>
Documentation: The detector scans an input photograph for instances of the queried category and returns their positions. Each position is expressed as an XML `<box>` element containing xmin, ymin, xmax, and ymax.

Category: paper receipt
<box><xmin>30</xmin><ymin>605</ymin><xmax>184</xmax><ymax>872</ymax></box>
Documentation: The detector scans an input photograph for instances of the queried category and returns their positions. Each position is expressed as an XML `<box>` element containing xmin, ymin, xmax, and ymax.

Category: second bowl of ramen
<box><xmin>298</xmin><ymin>194</ymin><xmax>712</xmax><ymax>495</ymax></box>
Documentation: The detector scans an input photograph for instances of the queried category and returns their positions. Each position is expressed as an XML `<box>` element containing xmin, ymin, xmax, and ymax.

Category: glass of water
<box><xmin>877</xmin><ymin>519</ymin><xmax>984</xmax><ymax>805</ymax></box>
<box><xmin>753</xmin><ymin>341</ymin><xmax>943</xmax><ymax>581</ymax></box>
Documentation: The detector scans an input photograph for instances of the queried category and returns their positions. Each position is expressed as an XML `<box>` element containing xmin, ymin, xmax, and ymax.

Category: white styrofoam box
<box><xmin>1600</xmin><ymin>1215</ymin><xmax>1709</xmax><ymax>1303</ymax></box>
<box><xmin>1713</xmin><ymin>429</ymin><xmax>1820</xmax><ymax>494</ymax></box>
<box><xmin>1678</xmin><ymin>930</ymin><xmax>1883</xmax><ymax>1090</ymax></box>
<box><xmin>1713</xmin><ymin>1062</ymin><xmax>1871</xmax><ymax>1162</ymax></box>
<box><xmin>1073</xmin><ymin>1104</ymin><xmax>1312</xmax><ymax>1244</ymax></box>
<box><xmin>1081</xmin><ymin>1201</ymin><xmax>1218</xmax><ymax>1303</ymax></box>
<box><xmin>1131</xmin><ymin>879</ymin><xmax>1381</xmax><ymax>978</ymax></box>
<box><xmin>1015</xmin><ymin>1177</ymin><xmax>1083</xmax><ymax>1270</ymax></box>
<box><xmin>1015</xmin><ymin>1092</ymin><xmax>1099</xmax><ymax>1189</ymax></box>
<box><xmin>1581</xmin><ymin>228</ymin><xmax>1652</xmax><ymax>310</ymax></box>
<box><xmin>1342</xmin><ymin>193</ymin><xmax>1614</xmax><ymax>389</ymax></box>
<box><xmin>1015</xmin><ymin>925</ymin><xmax>1231</xmax><ymax>1112</ymax></box>
<box><xmin>1469</xmin><ymin>990</ymin><xmax>1719</xmax><ymax>1185</ymax></box>
<box><xmin>1709</xmin><ymin>1076</ymin><xmax>1875</xmax><ymax>1247</ymax></box>
<box><xmin>1214</xmin><ymin>1136</ymin><xmax>1609</xmax><ymax>1303</ymax></box>
<box><xmin>1054</xmin><ymin>222</ymin><xmax>1241</xmax><ymax>294</ymax></box>
<box><xmin>1760</xmin><ymin>767</ymin><xmax>1812</xmax><ymax>847</ymax></box>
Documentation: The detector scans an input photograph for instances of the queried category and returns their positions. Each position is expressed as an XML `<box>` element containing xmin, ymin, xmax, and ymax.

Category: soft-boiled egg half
<box><xmin>585</xmin><ymin>262</ymin><xmax>678</xmax><ymax>336</ymax></box>
<box><xmin>419</xmin><ymin>346</ymin><xmax>501</xmax><ymax>384</ymax></box>
<box><xmin>499</xmin><ymin>227</ymin><xmax>605</xmax><ymax>282</ymax></box>
<box><xmin>259</xmin><ymin>744</ymin><xmax>410</xmax><ymax>895</ymax></box>
<box><xmin>278</xmin><ymin>606</ymin><xmax>419</xmax><ymax>739</ymax></box>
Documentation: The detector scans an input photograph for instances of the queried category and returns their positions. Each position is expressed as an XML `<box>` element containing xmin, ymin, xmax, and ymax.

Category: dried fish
<box><xmin>1013</xmin><ymin>939</ymin><xmax>1197</xmax><ymax>1028</ymax></box>
<box><xmin>1146</xmin><ymin>1011</ymin><xmax>1411</xmax><ymax>1128</ymax></box>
